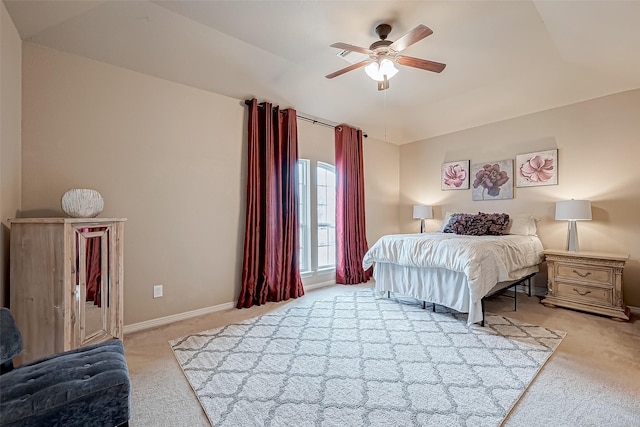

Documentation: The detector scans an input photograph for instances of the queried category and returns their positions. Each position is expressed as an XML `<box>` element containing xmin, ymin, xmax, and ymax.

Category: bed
<box><xmin>362</xmin><ymin>213</ymin><xmax>545</xmax><ymax>325</ymax></box>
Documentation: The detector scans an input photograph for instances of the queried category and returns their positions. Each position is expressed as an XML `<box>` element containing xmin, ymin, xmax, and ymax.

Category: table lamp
<box><xmin>412</xmin><ymin>205</ymin><xmax>433</xmax><ymax>233</ymax></box>
<box><xmin>555</xmin><ymin>199</ymin><xmax>592</xmax><ymax>252</ymax></box>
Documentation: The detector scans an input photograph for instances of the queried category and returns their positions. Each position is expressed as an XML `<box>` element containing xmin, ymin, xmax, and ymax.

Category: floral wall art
<box><xmin>441</xmin><ymin>160</ymin><xmax>470</xmax><ymax>190</ymax></box>
<box><xmin>472</xmin><ymin>160</ymin><xmax>514</xmax><ymax>200</ymax></box>
<box><xmin>516</xmin><ymin>149</ymin><xmax>558</xmax><ymax>187</ymax></box>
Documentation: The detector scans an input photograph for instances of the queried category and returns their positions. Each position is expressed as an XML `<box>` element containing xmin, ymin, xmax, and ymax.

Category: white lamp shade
<box><xmin>413</xmin><ymin>205</ymin><xmax>433</xmax><ymax>219</ymax></box>
<box><xmin>555</xmin><ymin>199</ymin><xmax>592</xmax><ymax>221</ymax></box>
<box><xmin>365</xmin><ymin>59</ymin><xmax>399</xmax><ymax>82</ymax></box>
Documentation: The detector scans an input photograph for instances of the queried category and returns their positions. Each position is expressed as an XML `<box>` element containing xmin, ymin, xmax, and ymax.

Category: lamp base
<box><xmin>566</xmin><ymin>220</ymin><xmax>579</xmax><ymax>252</ymax></box>
<box><xmin>420</xmin><ymin>219</ymin><xmax>425</xmax><ymax>234</ymax></box>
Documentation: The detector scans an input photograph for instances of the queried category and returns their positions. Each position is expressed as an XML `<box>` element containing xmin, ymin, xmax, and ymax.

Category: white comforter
<box><xmin>362</xmin><ymin>232</ymin><xmax>544</xmax><ymax>304</ymax></box>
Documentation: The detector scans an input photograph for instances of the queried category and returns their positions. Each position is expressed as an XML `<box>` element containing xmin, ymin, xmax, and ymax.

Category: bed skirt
<box><xmin>372</xmin><ymin>263</ymin><xmax>538</xmax><ymax>324</ymax></box>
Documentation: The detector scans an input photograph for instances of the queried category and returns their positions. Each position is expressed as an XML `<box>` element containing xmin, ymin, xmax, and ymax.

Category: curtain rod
<box><xmin>244</xmin><ymin>99</ymin><xmax>367</xmax><ymax>138</ymax></box>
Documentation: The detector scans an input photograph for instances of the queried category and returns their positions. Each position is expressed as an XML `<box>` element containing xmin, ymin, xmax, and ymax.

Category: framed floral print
<box><xmin>441</xmin><ymin>160</ymin><xmax>470</xmax><ymax>190</ymax></box>
<box><xmin>472</xmin><ymin>159</ymin><xmax>514</xmax><ymax>200</ymax></box>
<box><xmin>516</xmin><ymin>149</ymin><xmax>558</xmax><ymax>187</ymax></box>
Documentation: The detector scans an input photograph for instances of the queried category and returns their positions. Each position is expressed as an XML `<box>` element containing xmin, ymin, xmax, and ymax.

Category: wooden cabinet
<box><xmin>542</xmin><ymin>249</ymin><xmax>629</xmax><ymax>321</ymax></box>
<box><xmin>9</xmin><ymin>218</ymin><xmax>126</xmax><ymax>363</ymax></box>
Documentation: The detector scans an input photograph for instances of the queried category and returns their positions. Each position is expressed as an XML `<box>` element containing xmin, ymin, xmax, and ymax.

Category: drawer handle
<box><xmin>573</xmin><ymin>288</ymin><xmax>591</xmax><ymax>296</ymax></box>
<box><xmin>573</xmin><ymin>269</ymin><xmax>592</xmax><ymax>278</ymax></box>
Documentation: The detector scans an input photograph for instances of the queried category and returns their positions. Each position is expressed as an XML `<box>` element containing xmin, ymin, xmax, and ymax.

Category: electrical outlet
<box><xmin>153</xmin><ymin>284</ymin><xmax>163</xmax><ymax>298</ymax></box>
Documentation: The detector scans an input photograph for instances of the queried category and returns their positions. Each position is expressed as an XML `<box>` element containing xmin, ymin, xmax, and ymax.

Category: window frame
<box><xmin>297</xmin><ymin>159</ymin><xmax>311</xmax><ymax>275</ymax></box>
<box><xmin>316</xmin><ymin>161</ymin><xmax>336</xmax><ymax>271</ymax></box>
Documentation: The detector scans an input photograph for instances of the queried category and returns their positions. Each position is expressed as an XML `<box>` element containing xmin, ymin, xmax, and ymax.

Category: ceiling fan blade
<box><xmin>397</xmin><ymin>55</ymin><xmax>446</xmax><ymax>73</ymax></box>
<box><xmin>330</xmin><ymin>42</ymin><xmax>372</xmax><ymax>55</ymax></box>
<box><xmin>325</xmin><ymin>60</ymin><xmax>369</xmax><ymax>79</ymax></box>
<box><xmin>389</xmin><ymin>24</ymin><xmax>433</xmax><ymax>52</ymax></box>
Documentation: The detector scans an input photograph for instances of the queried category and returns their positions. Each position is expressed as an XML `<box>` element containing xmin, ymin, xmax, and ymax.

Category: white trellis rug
<box><xmin>170</xmin><ymin>289</ymin><xmax>565</xmax><ymax>426</ymax></box>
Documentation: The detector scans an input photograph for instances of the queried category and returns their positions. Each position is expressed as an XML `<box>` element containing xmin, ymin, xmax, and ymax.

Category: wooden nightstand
<box><xmin>542</xmin><ymin>249</ymin><xmax>630</xmax><ymax>321</ymax></box>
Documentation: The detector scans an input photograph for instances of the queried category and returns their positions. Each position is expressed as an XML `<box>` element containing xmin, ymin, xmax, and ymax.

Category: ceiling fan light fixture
<box><xmin>364</xmin><ymin>58</ymin><xmax>398</xmax><ymax>82</ymax></box>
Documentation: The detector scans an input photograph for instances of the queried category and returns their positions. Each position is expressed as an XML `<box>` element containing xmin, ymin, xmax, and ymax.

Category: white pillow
<box><xmin>506</xmin><ymin>214</ymin><xmax>539</xmax><ymax>235</ymax></box>
<box><xmin>437</xmin><ymin>212</ymin><xmax>454</xmax><ymax>232</ymax></box>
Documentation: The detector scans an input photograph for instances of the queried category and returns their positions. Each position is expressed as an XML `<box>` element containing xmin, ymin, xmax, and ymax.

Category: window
<box><xmin>297</xmin><ymin>159</ymin><xmax>337</xmax><ymax>274</ymax></box>
<box><xmin>316</xmin><ymin>162</ymin><xmax>336</xmax><ymax>269</ymax></box>
<box><xmin>298</xmin><ymin>159</ymin><xmax>311</xmax><ymax>273</ymax></box>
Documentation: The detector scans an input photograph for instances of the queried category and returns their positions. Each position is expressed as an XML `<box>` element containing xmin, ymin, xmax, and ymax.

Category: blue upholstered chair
<box><xmin>0</xmin><ymin>307</ymin><xmax>130</xmax><ymax>427</ymax></box>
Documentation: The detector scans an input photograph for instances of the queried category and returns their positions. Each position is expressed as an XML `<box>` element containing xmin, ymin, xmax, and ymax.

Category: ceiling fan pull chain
<box><xmin>384</xmin><ymin>88</ymin><xmax>388</xmax><ymax>142</ymax></box>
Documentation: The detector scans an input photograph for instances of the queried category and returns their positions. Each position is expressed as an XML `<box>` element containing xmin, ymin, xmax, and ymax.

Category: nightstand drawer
<box><xmin>555</xmin><ymin>263</ymin><xmax>612</xmax><ymax>285</ymax></box>
<box><xmin>556</xmin><ymin>282</ymin><xmax>612</xmax><ymax>305</ymax></box>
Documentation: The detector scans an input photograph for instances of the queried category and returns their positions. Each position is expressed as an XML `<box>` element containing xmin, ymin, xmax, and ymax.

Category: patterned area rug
<box><xmin>170</xmin><ymin>289</ymin><xmax>565</xmax><ymax>426</ymax></box>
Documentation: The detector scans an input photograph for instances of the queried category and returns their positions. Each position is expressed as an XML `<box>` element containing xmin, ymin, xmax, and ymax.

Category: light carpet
<box><xmin>170</xmin><ymin>289</ymin><xmax>565</xmax><ymax>426</ymax></box>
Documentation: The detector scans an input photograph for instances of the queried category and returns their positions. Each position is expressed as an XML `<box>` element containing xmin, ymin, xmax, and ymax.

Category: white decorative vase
<box><xmin>61</xmin><ymin>189</ymin><xmax>104</xmax><ymax>218</ymax></box>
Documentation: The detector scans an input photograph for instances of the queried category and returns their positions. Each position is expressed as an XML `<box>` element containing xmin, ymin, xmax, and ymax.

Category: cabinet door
<box><xmin>74</xmin><ymin>225</ymin><xmax>116</xmax><ymax>345</ymax></box>
<box><xmin>10</xmin><ymin>223</ymin><xmax>67</xmax><ymax>363</ymax></box>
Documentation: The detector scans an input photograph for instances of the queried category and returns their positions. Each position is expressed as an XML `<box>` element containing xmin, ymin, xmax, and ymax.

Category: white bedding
<box><xmin>362</xmin><ymin>233</ymin><xmax>544</xmax><ymax>323</ymax></box>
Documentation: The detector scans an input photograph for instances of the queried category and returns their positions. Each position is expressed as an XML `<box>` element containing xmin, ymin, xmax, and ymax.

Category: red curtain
<box><xmin>86</xmin><ymin>233</ymin><xmax>102</xmax><ymax>307</ymax></box>
<box><xmin>77</xmin><ymin>228</ymin><xmax>105</xmax><ymax>307</ymax></box>
<box><xmin>335</xmin><ymin>125</ymin><xmax>372</xmax><ymax>284</ymax></box>
<box><xmin>237</xmin><ymin>99</ymin><xmax>304</xmax><ymax>308</ymax></box>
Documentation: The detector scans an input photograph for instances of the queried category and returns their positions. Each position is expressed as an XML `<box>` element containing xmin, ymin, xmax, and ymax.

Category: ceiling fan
<box><xmin>325</xmin><ymin>23</ymin><xmax>446</xmax><ymax>90</ymax></box>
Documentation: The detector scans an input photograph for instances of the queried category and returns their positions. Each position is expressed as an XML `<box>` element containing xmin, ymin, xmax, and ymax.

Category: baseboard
<box><xmin>628</xmin><ymin>305</ymin><xmax>640</xmax><ymax>316</ymax></box>
<box><xmin>123</xmin><ymin>280</ymin><xmax>340</xmax><ymax>334</ymax></box>
<box><xmin>123</xmin><ymin>301</ymin><xmax>235</xmax><ymax>334</ymax></box>
<box><xmin>304</xmin><ymin>279</ymin><xmax>336</xmax><ymax>291</ymax></box>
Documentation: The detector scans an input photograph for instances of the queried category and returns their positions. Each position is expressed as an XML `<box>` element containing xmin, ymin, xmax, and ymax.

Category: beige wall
<box><xmin>20</xmin><ymin>39</ymin><xmax>636</xmax><ymax>322</ymax></box>
<box><xmin>22</xmin><ymin>43</ymin><xmax>246</xmax><ymax>325</ymax></box>
<box><xmin>399</xmin><ymin>89</ymin><xmax>640</xmax><ymax>306</ymax></box>
<box><xmin>20</xmin><ymin>43</ymin><xmax>399</xmax><ymax>325</ymax></box>
<box><xmin>363</xmin><ymin>136</ymin><xmax>400</xmax><ymax>243</ymax></box>
<box><xmin>0</xmin><ymin>2</ymin><xmax>22</xmax><ymax>307</ymax></box>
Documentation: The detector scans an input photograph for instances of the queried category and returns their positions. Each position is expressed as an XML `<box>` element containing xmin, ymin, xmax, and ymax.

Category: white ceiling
<box><xmin>5</xmin><ymin>0</ymin><xmax>640</xmax><ymax>145</ymax></box>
